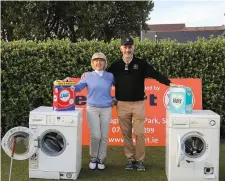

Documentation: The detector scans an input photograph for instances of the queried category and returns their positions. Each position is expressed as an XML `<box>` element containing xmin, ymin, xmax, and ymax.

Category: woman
<box><xmin>65</xmin><ymin>52</ymin><xmax>115</xmax><ymax>170</ymax></box>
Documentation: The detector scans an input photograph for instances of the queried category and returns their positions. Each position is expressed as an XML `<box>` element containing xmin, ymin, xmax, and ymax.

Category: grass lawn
<box><xmin>1</xmin><ymin>141</ymin><xmax>225</xmax><ymax>181</ymax></box>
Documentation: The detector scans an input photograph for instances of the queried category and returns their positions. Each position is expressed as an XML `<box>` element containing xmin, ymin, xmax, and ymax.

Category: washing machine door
<box><xmin>1</xmin><ymin>126</ymin><xmax>38</xmax><ymax>160</ymax></box>
<box><xmin>183</xmin><ymin>133</ymin><xmax>206</xmax><ymax>159</ymax></box>
<box><xmin>177</xmin><ymin>131</ymin><xmax>206</xmax><ymax>167</ymax></box>
<box><xmin>177</xmin><ymin>136</ymin><xmax>185</xmax><ymax>167</ymax></box>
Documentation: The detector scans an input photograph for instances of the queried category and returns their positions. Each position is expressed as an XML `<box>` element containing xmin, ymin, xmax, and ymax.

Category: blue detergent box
<box><xmin>169</xmin><ymin>86</ymin><xmax>193</xmax><ymax>114</ymax></box>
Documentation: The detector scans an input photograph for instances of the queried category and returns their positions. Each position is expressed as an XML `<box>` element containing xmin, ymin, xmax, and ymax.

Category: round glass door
<box><xmin>40</xmin><ymin>130</ymin><xmax>66</xmax><ymax>156</ymax></box>
<box><xmin>1</xmin><ymin>127</ymin><xmax>38</xmax><ymax>160</ymax></box>
<box><xmin>8</xmin><ymin>132</ymin><xmax>29</xmax><ymax>154</ymax></box>
<box><xmin>184</xmin><ymin>135</ymin><xmax>206</xmax><ymax>158</ymax></box>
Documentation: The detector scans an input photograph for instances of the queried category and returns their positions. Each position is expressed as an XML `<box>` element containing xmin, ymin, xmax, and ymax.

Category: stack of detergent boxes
<box><xmin>169</xmin><ymin>85</ymin><xmax>193</xmax><ymax>114</ymax></box>
<box><xmin>53</xmin><ymin>80</ymin><xmax>76</xmax><ymax>111</ymax></box>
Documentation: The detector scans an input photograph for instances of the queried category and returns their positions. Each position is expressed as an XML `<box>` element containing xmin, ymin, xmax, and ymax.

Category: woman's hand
<box><xmin>63</xmin><ymin>77</ymin><xmax>72</xmax><ymax>82</ymax></box>
<box><xmin>111</xmin><ymin>98</ymin><xmax>118</xmax><ymax>107</ymax></box>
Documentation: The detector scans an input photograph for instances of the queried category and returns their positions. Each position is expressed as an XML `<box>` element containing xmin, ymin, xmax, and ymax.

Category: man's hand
<box><xmin>170</xmin><ymin>83</ymin><xmax>180</xmax><ymax>87</ymax></box>
<box><xmin>170</xmin><ymin>83</ymin><xmax>184</xmax><ymax>88</ymax></box>
<box><xmin>81</xmin><ymin>73</ymin><xmax>86</xmax><ymax>80</ymax></box>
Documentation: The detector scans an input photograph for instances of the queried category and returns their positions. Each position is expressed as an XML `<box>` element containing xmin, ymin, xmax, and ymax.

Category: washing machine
<box><xmin>1</xmin><ymin>106</ymin><xmax>83</xmax><ymax>180</ymax></box>
<box><xmin>166</xmin><ymin>110</ymin><xmax>220</xmax><ymax>181</ymax></box>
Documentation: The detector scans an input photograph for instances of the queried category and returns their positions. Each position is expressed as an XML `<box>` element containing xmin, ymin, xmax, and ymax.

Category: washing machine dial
<box><xmin>209</xmin><ymin>120</ymin><xmax>216</xmax><ymax>126</ymax></box>
<box><xmin>66</xmin><ymin>172</ymin><xmax>72</xmax><ymax>178</ymax></box>
<box><xmin>68</xmin><ymin>119</ymin><xmax>74</xmax><ymax>123</ymax></box>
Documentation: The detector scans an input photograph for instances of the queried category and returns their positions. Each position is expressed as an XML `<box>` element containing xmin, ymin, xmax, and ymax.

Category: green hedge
<box><xmin>1</xmin><ymin>37</ymin><xmax>225</xmax><ymax>138</ymax></box>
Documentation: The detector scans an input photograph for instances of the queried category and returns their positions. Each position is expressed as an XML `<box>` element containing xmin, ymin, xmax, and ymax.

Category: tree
<box><xmin>1</xmin><ymin>1</ymin><xmax>154</xmax><ymax>42</ymax></box>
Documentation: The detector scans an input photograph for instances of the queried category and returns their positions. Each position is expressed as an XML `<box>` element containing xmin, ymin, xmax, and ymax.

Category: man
<box><xmin>107</xmin><ymin>36</ymin><xmax>174</xmax><ymax>171</ymax></box>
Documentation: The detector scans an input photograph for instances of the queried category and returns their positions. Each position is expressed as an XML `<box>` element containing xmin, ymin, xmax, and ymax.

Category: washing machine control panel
<box><xmin>29</xmin><ymin>115</ymin><xmax>46</xmax><ymax>125</ymax></box>
<box><xmin>46</xmin><ymin>116</ymin><xmax>78</xmax><ymax>126</ymax></box>
<box><xmin>189</xmin><ymin>118</ymin><xmax>219</xmax><ymax>128</ymax></box>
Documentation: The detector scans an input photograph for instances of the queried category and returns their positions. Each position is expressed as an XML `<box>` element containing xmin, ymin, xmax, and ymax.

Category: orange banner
<box><xmin>75</xmin><ymin>78</ymin><xmax>202</xmax><ymax>146</ymax></box>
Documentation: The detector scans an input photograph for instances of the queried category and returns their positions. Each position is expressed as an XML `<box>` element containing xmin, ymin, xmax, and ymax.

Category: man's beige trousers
<box><xmin>117</xmin><ymin>101</ymin><xmax>145</xmax><ymax>161</ymax></box>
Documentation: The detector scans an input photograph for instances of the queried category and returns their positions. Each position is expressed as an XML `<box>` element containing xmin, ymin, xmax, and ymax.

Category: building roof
<box><xmin>142</xmin><ymin>30</ymin><xmax>224</xmax><ymax>43</ymax></box>
<box><xmin>183</xmin><ymin>26</ymin><xmax>225</xmax><ymax>31</ymax></box>
<box><xmin>143</xmin><ymin>23</ymin><xmax>225</xmax><ymax>43</ymax></box>
<box><xmin>147</xmin><ymin>24</ymin><xmax>225</xmax><ymax>32</ymax></box>
<box><xmin>148</xmin><ymin>23</ymin><xmax>186</xmax><ymax>31</ymax></box>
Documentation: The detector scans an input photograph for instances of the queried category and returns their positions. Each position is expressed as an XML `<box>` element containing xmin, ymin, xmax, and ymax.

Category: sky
<box><xmin>147</xmin><ymin>0</ymin><xmax>225</xmax><ymax>27</ymax></box>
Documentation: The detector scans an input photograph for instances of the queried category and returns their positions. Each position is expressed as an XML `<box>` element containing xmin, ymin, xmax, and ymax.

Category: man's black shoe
<box><xmin>125</xmin><ymin>160</ymin><xmax>135</xmax><ymax>170</ymax></box>
<box><xmin>135</xmin><ymin>161</ymin><xmax>145</xmax><ymax>171</ymax></box>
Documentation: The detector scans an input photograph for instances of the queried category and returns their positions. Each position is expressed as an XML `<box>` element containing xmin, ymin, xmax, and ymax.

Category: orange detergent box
<box><xmin>53</xmin><ymin>80</ymin><xmax>76</xmax><ymax>111</ymax></box>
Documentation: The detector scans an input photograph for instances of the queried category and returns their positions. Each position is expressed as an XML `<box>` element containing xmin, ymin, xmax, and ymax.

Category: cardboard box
<box><xmin>169</xmin><ymin>86</ymin><xmax>193</xmax><ymax>114</ymax></box>
<box><xmin>53</xmin><ymin>81</ymin><xmax>76</xmax><ymax>111</ymax></box>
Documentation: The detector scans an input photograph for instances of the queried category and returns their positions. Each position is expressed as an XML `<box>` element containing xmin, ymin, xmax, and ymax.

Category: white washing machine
<box><xmin>166</xmin><ymin>110</ymin><xmax>220</xmax><ymax>181</ymax></box>
<box><xmin>2</xmin><ymin>106</ymin><xmax>83</xmax><ymax>180</ymax></box>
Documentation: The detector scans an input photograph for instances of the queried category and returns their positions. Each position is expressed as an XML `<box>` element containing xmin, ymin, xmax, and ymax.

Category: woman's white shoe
<box><xmin>97</xmin><ymin>159</ymin><xmax>105</xmax><ymax>170</ymax></box>
<box><xmin>97</xmin><ymin>163</ymin><xmax>105</xmax><ymax>170</ymax></box>
<box><xmin>89</xmin><ymin>162</ymin><xmax>97</xmax><ymax>170</ymax></box>
<box><xmin>89</xmin><ymin>158</ymin><xmax>98</xmax><ymax>170</ymax></box>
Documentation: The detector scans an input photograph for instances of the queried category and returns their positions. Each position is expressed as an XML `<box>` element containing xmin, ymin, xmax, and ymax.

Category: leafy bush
<box><xmin>1</xmin><ymin>37</ymin><xmax>225</xmax><ymax>138</ymax></box>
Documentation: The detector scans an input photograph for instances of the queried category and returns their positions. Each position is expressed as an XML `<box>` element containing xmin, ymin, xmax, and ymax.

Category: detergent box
<box><xmin>169</xmin><ymin>86</ymin><xmax>193</xmax><ymax>114</ymax></box>
<box><xmin>53</xmin><ymin>80</ymin><xmax>76</xmax><ymax>111</ymax></box>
